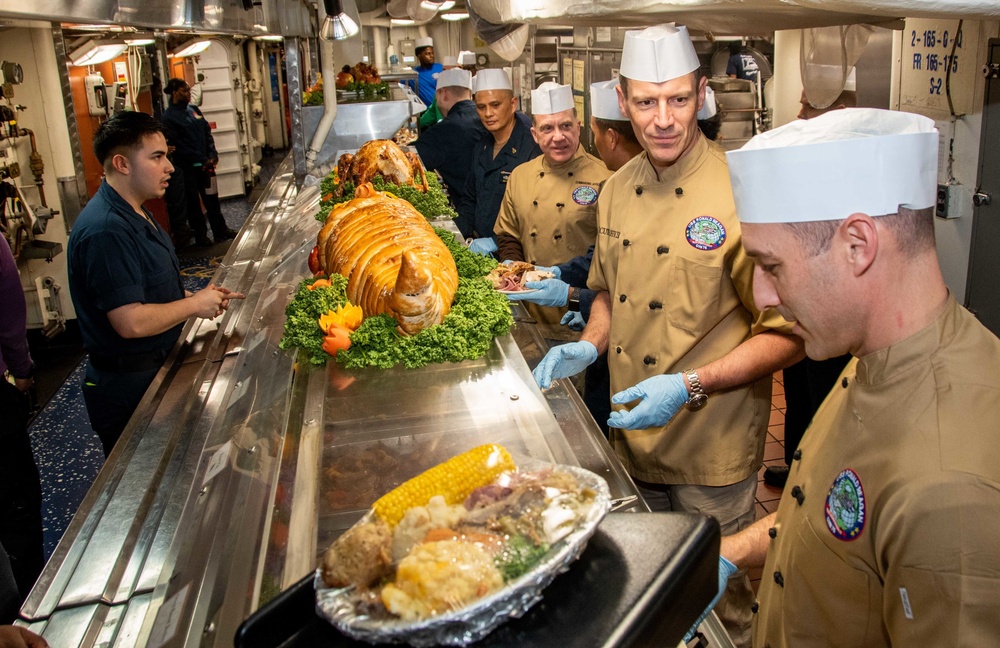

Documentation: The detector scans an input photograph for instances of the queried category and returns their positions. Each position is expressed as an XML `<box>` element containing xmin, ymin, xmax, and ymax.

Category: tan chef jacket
<box><xmin>495</xmin><ymin>145</ymin><xmax>610</xmax><ymax>340</ymax></box>
<box><xmin>588</xmin><ymin>134</ymin><xmax>790</xmax><ymax>486</ymax></box>
<box><xmin>755</xmin><ymin>296</ymin><xmax>1000</xmax><ymax>647</ymax></box>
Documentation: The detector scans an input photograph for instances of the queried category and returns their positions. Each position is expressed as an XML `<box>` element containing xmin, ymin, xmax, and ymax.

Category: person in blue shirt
<box><xmin>726</xmin><ymin>42</ymin><xmax>760</xmax><ymax>82</ymax></box>
<box><xmin>67</xmin><ymin>111</ymin><xmax>244</xmax><ymax>455</ymax></box>
<box><xmin>413</xmin><ymin>68</ymin><xmax>486</xmax><ymax>211</ymax></box>
<box><xmin>161</xmin><ymin>78</ymin><xmax>237</xmax><ymax>246</ymax></box>
<box><xmin>454</xmin><ymin>69</ymin><xmax>540</xmax><ymax>254</ymax></box>
<box><xmin>410</xmin><ymin>37</ymin><xmax>443</xmax><ymax>107</ymax></box>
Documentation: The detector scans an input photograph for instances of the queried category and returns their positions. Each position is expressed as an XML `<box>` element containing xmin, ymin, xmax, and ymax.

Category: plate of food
<box><xmin>487</xmin><ymin>262</ymin><xmax>554</xmax><ymax>294</ymax></box>
<box><xmin>316</xmin><ymin>444</ymin><xmax>611</xmax><ymax>646</ymax></box>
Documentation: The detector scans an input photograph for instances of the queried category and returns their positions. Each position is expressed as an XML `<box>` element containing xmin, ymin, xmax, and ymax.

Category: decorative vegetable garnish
<box><xmin>308</xmin><ymin>278</ymin><xmax>332</xmax><ymax>291</ymax></box>
<box><xmin>317</xmin><ymin>173</ymin><xmax>458</xmax><ymax>221</ymax></box>
<box><xmin>308</xmin><ymin>246</ymin><xmax>322</xmax><ymax>275</ymax></box>
<box><xmin>322</xmin><ymin>325</ymin><xmax>352</xmax><ymax>356</ymax></box>
<box><xmin>494</xmin><ymin>534</ymin><xmax>550</xmax><ymax>582</ymax></box>
<box><xmin>320</xmin><ymin>303</ymin><xmax>364</xmax><ymax>333</ymax></box>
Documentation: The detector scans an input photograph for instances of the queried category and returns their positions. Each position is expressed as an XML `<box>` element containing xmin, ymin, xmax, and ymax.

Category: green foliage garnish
<box><xmin>494</xmin><ymin>534</ymin><xmax>549</xmax><ymax>582</ymax></box>
<box><xmin>314</xmin><ymin>171</ymin><xmax>457</xmax><ymax>221</ymax></box>
<box><xmin>338</xmin><ymin>277</ymin><xmax>513</xmax><ymax>369</ymax></box>
<box><xmin>279</xmin><ymin>230</ymin><xmax>511</xmax><ymax>369</ymax></box>
<box><xmin>278</xmin><ymin>275</ymin><xmax>350</xmax><ymax>364</ymax></box>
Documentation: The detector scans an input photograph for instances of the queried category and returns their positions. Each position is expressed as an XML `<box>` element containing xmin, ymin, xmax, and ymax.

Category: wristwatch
<box><xmin>684</xmin><ymin>368</ymin><xmax>708</xmax><ymax>411</ymax></box>
<box><xmin>567</xmin><ymin>286</ymin><xmax>581</xmax><ymax>312</ymax></box>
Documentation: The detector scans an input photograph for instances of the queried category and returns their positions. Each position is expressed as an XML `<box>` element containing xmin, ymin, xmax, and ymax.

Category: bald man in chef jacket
<box><xmin>531</xmin><ymin>25</ymin><xmax>802</xmax><ymax>646</ymax></box>
<box><xmin>708</xmin><ymin>108</ymin><xmax>1000</xmax><ymax>647</ymax></box>
<box><xmin>493</xmin><ymin>82</ymin><xmax>611</xmax><ymax>341</ymax></box>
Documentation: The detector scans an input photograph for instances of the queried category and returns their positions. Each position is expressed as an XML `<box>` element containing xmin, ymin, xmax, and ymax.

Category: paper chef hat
<box><xmin>531</xmin><ymin>82</ymin><xmax>574</xmax><ymax>115</ymax></box>
<box><xmin>620</xmin><ymin>24</ymin><xmax>700</xmax><ymax>83</ymax></box>
<box><xmin>590</xmin><ymin>79</ymin><xmax>628</xmax><ymax>121</ymax></box>
<box><xmin>726</xmin><ymin>108</ymin><xmax>938</xmax><ymax>224</ymax></box>
<box><xmin>458</xmin><ymin>50</ymin><xmax>477</xmax><ymax>66</ymax></box>
<box><xmin>442</xmin><ymin>55</ymin><xmax>458</xmax><ymax>66</ymax></box>
<box><xmin>472</xmin><ymin>68</ymin><xmax>512</xmax><ymax>93</ymax></box>
<box><xmin>436</xmin><ymin>68</ymin><xmax>473</xmax><ymax>91</ymax></box>
<box><xmin>415</xmin><ymin>37</ymin><xmax>433</xmax><ymax>50</ymax></box>
<box><xmin>697</xmin><ymin>85</ymin><xmax>717</xmax><ymax>120</ymax></box>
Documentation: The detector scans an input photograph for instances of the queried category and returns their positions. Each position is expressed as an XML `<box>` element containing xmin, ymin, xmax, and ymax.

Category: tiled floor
<box><xmin>749</xmin><ymin>373</ymin><xmax>788</xmax><ymax>593</ymax></box>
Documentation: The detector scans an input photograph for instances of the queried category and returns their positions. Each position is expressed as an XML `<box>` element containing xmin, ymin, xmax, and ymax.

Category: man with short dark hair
<box><xmin>68</xmin><ymin>111</ymin><xmax>243</xmax><ymax>455</ymax></box>
<box><xmin>413</xmin><ymin>68</ymin><xmax>486</xmax><ymax>208</ymax></box>
<box><xmin>532</xmin><ymin>25</ymin><xmax>802</xmax><ymax>646</ymax></box>
<box><xmin>161</xmin><ymin>78</ymin><xmax>236</xmax><ymax>246</ymax></box>
<box><xmin>410</xmin><ymin>37</ymin><xmax>443</xmax><ymax>107</ymax></box>
<box><xmin>714</xmin><ymin>107</ymin><xmax>1000</xmax><ymax>647</ymax></box>
<box><xmin>455</xmin><ymin>68</ymin><xmax>540</xmax><ymax>255</ymax></box>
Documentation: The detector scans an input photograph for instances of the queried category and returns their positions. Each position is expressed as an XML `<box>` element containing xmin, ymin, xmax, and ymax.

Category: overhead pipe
<box><xmin>373</xmin><ymin>25</ymin><xmax>386</xmax><ymax>71</ymax></box>
<box><xmin>306</xmin><ymin>0</ymin><xmax>340</xmax><ymax>172</ymax></box>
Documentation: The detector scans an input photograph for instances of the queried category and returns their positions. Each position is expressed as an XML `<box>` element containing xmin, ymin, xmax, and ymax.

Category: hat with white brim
<box><xmin>472</xmin><ymin>68</ymin><xmax>512</xmax><ymax>93</ymax></box>
<box><xmin>590</xmin><ymin>79</ymin><xmax>627</xmax><ymax>121</ymax></box>
<box><xmin>697</xmin><ymin>85</ymin><xmax>717</xmax><ymax>120</ymax></box>
<box><xmin>532</xmin><ymin>82</ymin><xmax>574</xmax><ymax>115</ymax></box>
<box><xmin>436</xmin><ymin>68</ymin><xmax>472</xmax><ymax>90</ymax></box>
<box><xmin>726</xmin><ymin>108</ymin><xmax>938</xmax><ymax>224</ymax></box>
<box><xmin>620</xmin><ymin>24</ymin><xmax>700</xmax><ymax>83</ymax></box>
<box><xmin>415</xmin><ymin>37</ymin><xmax>433</xmax><ymax>50</ymax></box>
<box><xmin>458</xmin><ymin>50</ymin><xmax>477</xmax><ymax>66</ymax></box>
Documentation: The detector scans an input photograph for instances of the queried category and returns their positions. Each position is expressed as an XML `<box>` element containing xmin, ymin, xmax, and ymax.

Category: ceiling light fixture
<box><xmin>390</xmin><ymin>18</ymin><xmax>415</xmax><ymax>25</ymax></box>
<box><xmin>68</xmin><ymin>39</ymin><xmax>128</xmax><ymax>66</ymax></box>
<box><xmin>440</xmin><ymin>11</ymin><xmax>469</xmax><ymax>20</ymax></box>
<box><xmin>170</xmin><ymin>39</ymin><xmax>212</xmax><ymax>57</ymax></box>
<box><xmin>320</xmin><ymin>0</ymin><xmax>360</xmax><ymax>41</ymax></box>
<box><xmin>253</xmin><ymin>34</ymin><xmax>284</xmax><ymax>41</ymax></box>
<box><xmin>437</xmin><ymin>0</ymin><xmax>456</xmax><ymax>9</ymax></box>
<box><xmin>125</xmin><ymin>38</ymin><xmax>156</xmax><ymax>46</ymax></box>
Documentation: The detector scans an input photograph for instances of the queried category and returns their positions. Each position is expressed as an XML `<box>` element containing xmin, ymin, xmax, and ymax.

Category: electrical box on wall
<box><xmin>936</xmin><ymin>182</ymin><xmax>971</xmax><ymax>220</ymax></box>
<box><xmin>85</xmin><ymin>74</ymin><xmax>108</xmax><ymax>116</ymax></box>
<box><xmin>399</xmin><ymin>39</ymin><xmax>415</xmax><ymax>65</ymax></box>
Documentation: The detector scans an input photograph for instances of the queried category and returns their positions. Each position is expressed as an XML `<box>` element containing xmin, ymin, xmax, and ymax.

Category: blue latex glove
<box><xmin>532</xmin><ymin>341</ymin><xmax>598</xmax><ymax>389</ymax></box>
<box><xmin>501</xmin><ymin>259</ymin><xmax>517</xmax><ymax>266</ymax></box>
<box><xmin>506</xmin><ymin>278</ymin><xmax>570</xmax><ymax>307</ymax></box>
<box><xmin>468</xmin><ymin>237</ymin><xmax>497</xmax><ymax>255</ymax></box>
<box><xmin>561</xmin><ymin>310</ymin><xmax>586</xmax><ymax>331</ymax></box>
<box><xmin>607</xmin><ymin>372</ymin><xmax>689</xmax><ymax>430</ymax></box>
<box><xmin>532</xmin><ymin>264</ymin><xmax>562</xmax><ymax>279</ymax></box>
<box><xmin>684</xmin><ymin>556</ymin><xmax>739</xmax><ymax>642</ymax></box>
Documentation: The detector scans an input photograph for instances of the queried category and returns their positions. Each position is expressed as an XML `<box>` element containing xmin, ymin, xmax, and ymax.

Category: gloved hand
<box><xmin>501</xmin><ymin>259</ymin><xmax>517</xmax><ymax>266</ymax></box>
<box><xmin>607</xmin><ymin>372</ymin><xmax>688</xmax><ymax>430</ymax></box>
<box><xmin>532</xmin><ymin>341</ymin><xmax>598</xmax><ymax>389</ymax></box>
<box><xmin>684</xmin><ymin>556</ymin><xmax>739</xmax><ymax>642</ymax></box>
<box><xmin>468</xmin><ymin>237</ymin><xmax>497</xmax><ymax>255</ymax></box>
<box><xmin>506</xmin><ymin>278</ymin><xmax>570</xmax><ymax>307</ymax></box>
<box><xmin>532</xmin><ymin>264</ymin><xmax>562</xmax><ymax>279</ymax></box>
<box><xmin>561</xmin><ymin>310</ymin><xmax>586</xmax><ymax>331</ymax></box>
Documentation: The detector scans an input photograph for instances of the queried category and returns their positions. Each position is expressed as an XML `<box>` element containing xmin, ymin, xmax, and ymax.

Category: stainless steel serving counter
<box><xmin>17</xmin><ymin>154</ymin><xmax>650</xmax><ymax>647</ymax></box>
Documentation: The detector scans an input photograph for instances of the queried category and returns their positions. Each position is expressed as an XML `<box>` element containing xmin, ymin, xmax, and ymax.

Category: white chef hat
<box><xmin>436</xmin><ymin>68</ymin><xmax>473</xmax><ymax>91</ymax></box>
<box><xmin>726</xmin><ymin>108</ymin><xmax>938</xmax><ymax>224</ymax></box>
<box><xmin>697</xmin><ymin>85</ymin><xmax>717</xmax><ymax>120</ymax></box>
<box><xmin>531</xmin><ymin>82</ymin><xmax>573</xmax><ymax>115</ymax></box>
<box><xmin>472</xmin><ymin>68</ymin><xmax>512</xmax><ymax>93</ymax></box>
<box><xmin>458</xmin><ymin>50</ymin><xmax>477</xmax><ymax>66</ymax></box>
<box><xmin>620</xmin><ymin>23</ymin><xmax>700</xmax><ymax>83</ymax></box>
<box><xmin>415</xmin><ymin>37</ymin><xmax>433</xmax><ymax>50</ymax></box>
<box><xmin>442</xmin><ymin>55</ymin><xmax>458</xmax><ymax>66</ymax></box>
<box><xmin>590</xmin><ymin>79</ymin><xmax>627</xmax><ymax>121</ymax></box>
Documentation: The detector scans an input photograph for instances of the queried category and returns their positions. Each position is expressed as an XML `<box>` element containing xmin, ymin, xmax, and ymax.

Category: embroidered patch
<box><xmin>825</xmin><ymin>469</ymin><xmax>866</xmax><ymax>541</ymax></box>
<box><xmin>685</xmin><ymin>216</ymin><xmax>726</xmax><ymax>250</ymax></box>
<box><xmin>432</xmin><ymin>72</ymin><xmax>440</xmax><ymax>79</ymax></box>
<box><xmin>572</xmin><ymin>185</ymin><xmax>598</xmax><ymax>205</ymax></box>
<box><xmin>501</xmin><ymin>170</ymin><xmax>512</xmax><ymax>183</ymax></box>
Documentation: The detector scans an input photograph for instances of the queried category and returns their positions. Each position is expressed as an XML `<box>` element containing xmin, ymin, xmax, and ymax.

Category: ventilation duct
<box><xmin>467</xmin><ymin>2</ymin><xmax>529</xmax><ymax>62</ymax></box>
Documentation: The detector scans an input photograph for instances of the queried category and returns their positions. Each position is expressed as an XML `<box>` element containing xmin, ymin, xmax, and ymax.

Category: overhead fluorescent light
<box><xmin>438</xmin><ymin>0</ymin><xmax>456</xmax><ymax>9</ymax></box>
<box><xmin>320</xmin><ymin>0</ymin><xmax>360</xmax><ymax>41</ymax></box>
<box><xmin>390</xmin><ymin>18</ymin><xmax>415</xmax><ymax>25</ymax></box>
<box><xmin>69</xmin><ymin>39</ymin><xmax>128</xmax><ymax>66</ymax></box>
<box><xmin>171</xmin><ymin>40</ymin><xmax>212</xmax><ymax>57</ymax></box>
<box><xmin>253</xmin><ymin>35</ymin><xmax>284</xmax><ymax>41</ymax></box>
<box><xmin>440</xmin><ymin>12</ymin><xmax>468</xmax><ymax>20</ymax></box>
<box><xmin>125</xmin><ymin>38</ymin><xmax>155</xmax><ymax>46</ymax></box>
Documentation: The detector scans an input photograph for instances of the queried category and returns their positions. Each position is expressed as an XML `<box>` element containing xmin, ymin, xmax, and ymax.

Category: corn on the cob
<box><xmin>373</xmin><ymin>444</ymin><xmax>515</xmax><ymax>527</ymax></box>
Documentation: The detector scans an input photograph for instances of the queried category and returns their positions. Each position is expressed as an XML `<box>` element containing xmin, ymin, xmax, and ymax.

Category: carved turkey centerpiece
<box><xmin>317</xmin><ymin>183</ymin><xmax>458</xmax><ymax>336</ymax></box>
<box><xmin>334</xmin><ymin>140</ymin><xmax>428</xmax><ymax>198</ymax></box>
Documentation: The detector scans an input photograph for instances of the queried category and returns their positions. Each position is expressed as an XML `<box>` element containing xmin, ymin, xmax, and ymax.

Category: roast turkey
<box><xmin>334</xmin><ymin>140</ymin><xmax>428</xmax><ymax>198</ymax></box>
<box><xmin>317</xmin><ymin>183</ymin><xmax>458</xmax><ymax>335</ymax></box>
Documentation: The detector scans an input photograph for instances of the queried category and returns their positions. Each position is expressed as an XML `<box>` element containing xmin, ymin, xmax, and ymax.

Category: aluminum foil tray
<box><xmin>314</xmin><ymin>464</ymin><xmax>611</xmax><ymax>646</ymax></box>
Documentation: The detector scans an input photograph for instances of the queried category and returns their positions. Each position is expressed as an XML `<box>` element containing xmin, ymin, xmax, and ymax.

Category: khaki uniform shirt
<box><xmin>588</xmin><ymin>135</ymin><xmax>789</xmax><ymax>486</ymax></box>
<box><xmin>495</xmin><ymin>145</ymin><xmax>610</xmax><ymax>340</ymax></box>
<box><xmin>755</xmin><ymin>297</ymin><xmax>1000</xmax><ymax>647</ymax></box>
